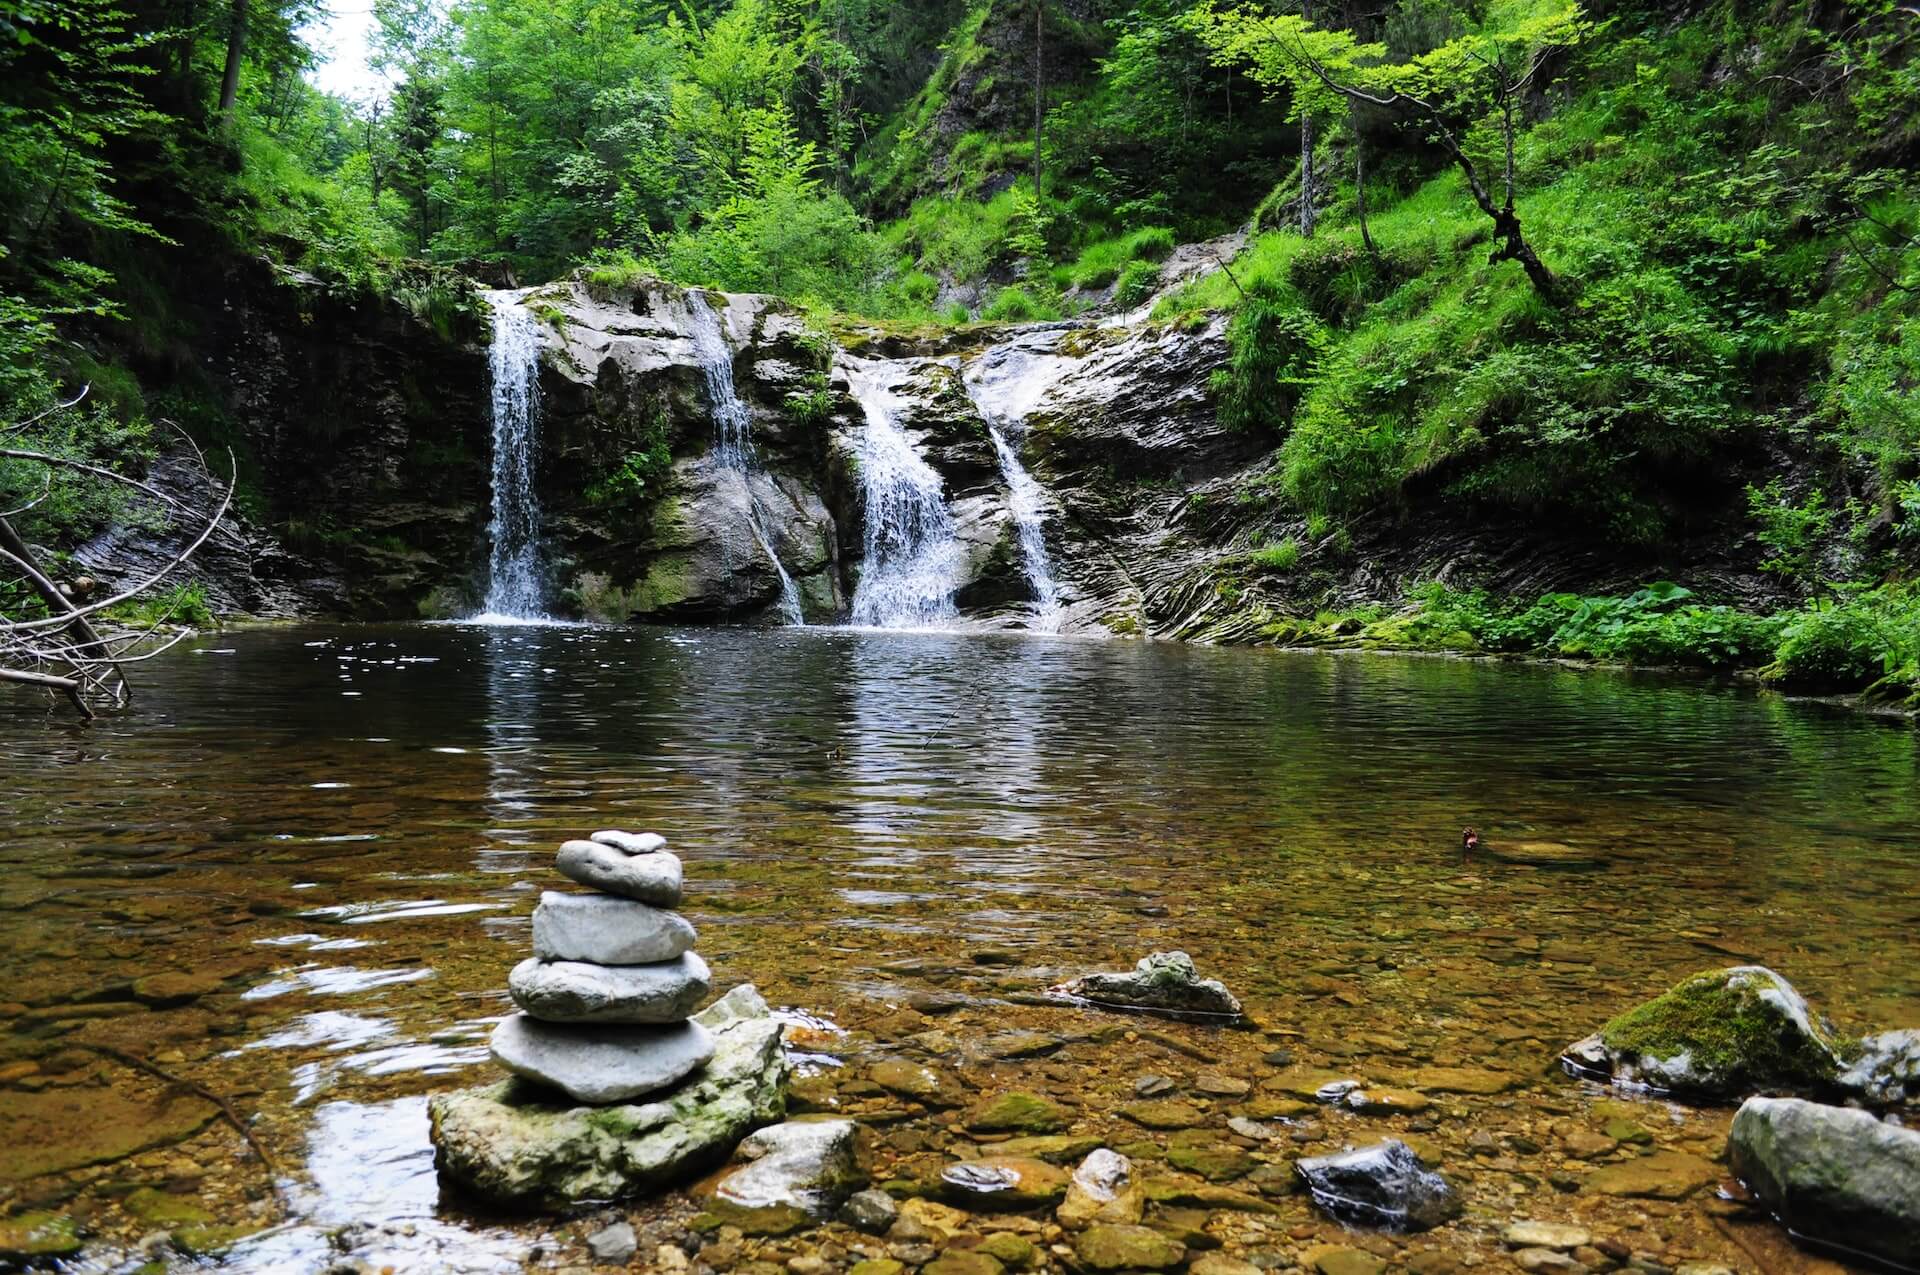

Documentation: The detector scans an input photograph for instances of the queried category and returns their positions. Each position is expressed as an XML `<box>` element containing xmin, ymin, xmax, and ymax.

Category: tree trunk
<box><xmin>1299</xmin><ymin>0</ymin><xmax>1314</xmax><ymax>238</ymax></box>
<box><xmin>218</xmin><ymin>0</ymin><xmax>247</xmax><ymax>116</ymax></box>
<box><xmin>1032</xmin><ymin>0</ymin><xmax>1044</xmax><ymax>193</ymax></box>
<box><xmin>1299</xmin><ymin>114</ymin><xmax>1316</xmax><ymax>237</ymax></box>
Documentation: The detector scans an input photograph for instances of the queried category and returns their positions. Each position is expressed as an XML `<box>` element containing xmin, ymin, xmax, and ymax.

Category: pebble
<box><xmin>1503</xmin><ymin>1222</ymin><xmax>1594</xmax><ymax>1251</ymax></box>
<box><xmin>590</xmin><ymin>829</ymin><xmax>664</xmax><ymax>854</ymax></box>
<box><xmin>585</xmin><ymin>1222</ymin><xmax>637</xmax><ymax>1263</ymax></box>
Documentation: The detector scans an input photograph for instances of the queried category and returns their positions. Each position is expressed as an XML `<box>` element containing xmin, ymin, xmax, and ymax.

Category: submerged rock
<box><xmin>555</xmin><ymin>839</ymin><xmax>683</xmax><ymax>906</ymax></box>
<box><xmin>1294</xmin><ymin>1139</ymin><xmax>1461</xmax><ymax>1233</ymax></box>
<box><xmin>1728</xmin><ymin>1096</ymin><xmax>1920</xmax><ymax>1269</ymax></box>
<box><xmin>940</xmin><ymin>1156</ymin><xmax>1070</xmax><ymax>1209</ymax></box>
<box><xmin>714</xmin><ymin>1118</ymin><xmax>867</xmax><ymax>1220</ymax></box>
<box><xmin>1050</xmin><ymin>951</ymin><xmax>1243</xmax><ymax>1022</ymax></box>
<box><xmin>490</xmin><ymin>1014</ymin><xmax>715</xmax><ymax>1104</ymax></box>
<box><xmin>530</xmin><ymin>890</ymin><xmax>696</xmax><ymax>965</ymax></box>
<box><xmin>1836</xmin><ymin>1028</ymin><xmax>1920</xmax><ymax>1107</ymax></box>
<box><xmin>1058</xmin><ymin>1148</ymin><xmax>1141</xmax><ymax>1229</ymax></box>
<box><xmin>431</xmin><ymin>985</ymin><xmax>788</xmax><ymax>1209</ymax></box>
<box><xmin>1561</xmin><ymin>966</ymin><xmax>1847</xmax><ymax>1100</ymax></box>
<box><xmin>507</xmin><ymin>952</ymin><xmax>711</xmax><ymax>1024</ymax></box>
<box><xmin>1582</xmin><ymin>1150</ymin><xmax>1719</xmax><ymax>1199</ymax></box>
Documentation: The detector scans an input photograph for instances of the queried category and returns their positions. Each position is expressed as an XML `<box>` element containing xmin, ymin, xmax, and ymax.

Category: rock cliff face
<box><xmin>159</xmin><ymin>262</ymin><xmax>1792</xmax><ymax>637</ymax></box>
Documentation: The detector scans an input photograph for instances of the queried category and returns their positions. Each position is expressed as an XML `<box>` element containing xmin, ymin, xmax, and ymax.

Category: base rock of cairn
<box><xmin>430</xmin><ymin>831</ymin><xmax>789</xmax><ymax>1207</ymax></box>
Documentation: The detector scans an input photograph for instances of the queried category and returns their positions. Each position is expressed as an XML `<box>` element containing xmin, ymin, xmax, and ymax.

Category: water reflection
<box><xmin>2</xmin><ymin>623</ymin><xmax>1918</xmax><ymax>1270</ymax></box>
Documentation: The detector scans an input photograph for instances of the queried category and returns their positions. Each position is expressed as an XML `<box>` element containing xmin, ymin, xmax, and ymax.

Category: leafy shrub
<box><xmin>983</xmin><ymin>287</ymin><xmax>1058</xmax><ymax>322</ymax></box>
<box><xmin>1212</xmin><ymin>280</ymin><xmax>1328</xmax><ymax>432</ymax></box>
<box><xmin>1113</xmin><ymin>259</ymin><xmax>1162</xmax><ymax>309</ymax></box>
<box><xmin>1765</xmin><ymin>594</ymin><xmax>1907</xmax><ymax>689</ymax></box>
<box><xmin>1745</xmin><ymin>479</ymin><xmax>1834</xmax><ymax>578</ymax></box>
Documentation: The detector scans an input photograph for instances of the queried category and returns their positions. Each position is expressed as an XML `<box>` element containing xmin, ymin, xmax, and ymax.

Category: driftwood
<box><xmin>1</xmin><ymin>386</ymin><xmax>234</xmax><ymax>719</ymax></box>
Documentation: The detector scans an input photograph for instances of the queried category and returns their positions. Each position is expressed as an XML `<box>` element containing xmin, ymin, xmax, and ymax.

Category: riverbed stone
<box><xmin>1310</xmin><ymin>1247</ymin><xmax>1386</xmax><ymax>1275</ymax></box>
<box><xmin>430</xmin><ymin>985</ymin><xmax>788</xmax><ymax>1208</ymax></box>
<box><xmin>1582</xmin><ymin>1149</ymin><xmax>1720</xmax><ymax>1199</ymax></box>
<box><xmin>1295</xmin><ymin>1139</ymin><xmax>1462</xmax><ymax>1232</ymax></box>
<box><xmin>1074</xmin><ymin>1223</ymin><xmax>1186</xmax><ymax>1270</ymax></box>
<box><xmin>490</xmin><ymin>1013</ymin><xmax>715</xmax><ymax>1104</ymax></box>
<box><xmin>0</xmin><ymin>1212</ymin><xmax>81</xmax><ymax>1262</ymax></box>
<box><xmin>531</xmin><ymin>891</ymin><xmax>697</xmax><ymax>965</ymax></box>
<box><xmin>1052</xmin><ymin>951</ymin><xmax>1243</xmax><ymax>1020</ymax></box>
<box><xmin>869</xmin><ymin>1059</ymin><xmax>964</xmax><ymax>1107</ymax></box>
<box><xmin>556</xmin><ymin>839</ymin><xmax>683</xmax><ymax>906</ymax></box>
<box><xmin>840</xmin><ymin>1187</ymin><xmax>900</xmax><ymax>1233</ymax></box>
<box><xmin>714</xmin><ymin>1118</ymin><xmax>866</xmax><ymax>1219</ymax></box>
<box><xmin>590</xmin><ymin>829</ymin><xmax>665</xmax><ymax>855</ymax></box>
<box><xmin>1561</xmin><ymin>966</ymin><xmax>1847</xmax><ymax>1100</ymax></box>
<box><xmin>940</xmin><ymin>1156</ymin><xmax>1069</xmax><ymax>1209</ymax></box>
<box><xmin>1118</xmin><ymin>1098</ymin><xmax>1205</xmax><ymax>1129</ymax></box>
<box><xmin>1058</xmin><ymin>1148</ymin><xmax>1140</xmax><ymax>1229</ymax></box>
<box><xmin>963</xmin><ymin>1091</ymin><xmax>1071</xmax><ymax>1134</ymax></box>
<box><xmin>1728</xmin><ymin>1095</ymin><xmax>1920</xmax><ymax>1269</ymax></box>
<box><xmin>508</xmin><ymin>952</ymin><xmax>710</xmax><ymax>1024</ymax></box>
<box><xmin>1503</xmin><ymin>1222</ymin><xmax>1592</xmax><ymax>1250</ymax></box>
<box><xmin>1836</xmin><ymin>1028</ymin><xmax>1920</xmax><ymax>1107</ymax></box>
<box><xmin>0</xmin><ymin>1086</ymin><xmax>217</xmax><ymax>1181</ymax></box>
<box><xmin>992</xmin><ymin>1133</ymin><xmax>1104</xmax><ymax>1163</ymax></box>
<box><xmin>586</xmin><ymin>1222</ymin><xmax>637</xmax><ymax>1263</ymax></box>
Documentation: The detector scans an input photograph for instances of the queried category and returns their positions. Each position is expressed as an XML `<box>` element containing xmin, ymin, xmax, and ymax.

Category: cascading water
<box><xmin>686</xmin><ymin>292</ymin><xmax>804</xmax><ymax>625</ymax></box>
<box><xmin>478</xmin><ymin>290</ymin><xmax>548</xmax><ymax>622</ymax></box>
<box><xmin>962</xmin><ymin>343</ymin><xmax>1068</xmax><ymax>631</ymax></box>
<box><xmin>845</xmin><ymin>359</ymin><xmax>963</xmax><ymax>628</ymax></box>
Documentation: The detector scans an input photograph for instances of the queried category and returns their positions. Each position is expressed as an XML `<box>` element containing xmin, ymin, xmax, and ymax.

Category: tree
<box><xmin>1189</xmin><ymin>0</ymin><xmax>1587</xmax><ymax>301</ymax></box>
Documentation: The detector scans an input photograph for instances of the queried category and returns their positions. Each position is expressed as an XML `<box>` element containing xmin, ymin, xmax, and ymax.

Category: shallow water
<box><xmin>2</xmin><ymin>625</ymin><xmax>1916</xmax><ymax>1270</ymax></box>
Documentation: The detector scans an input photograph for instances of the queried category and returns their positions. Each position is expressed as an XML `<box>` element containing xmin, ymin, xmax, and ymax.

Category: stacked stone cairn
<box><xmin>490</xmin><ymin>830</ymin><xmax>717</xmax><ymax>1105</ymax></box>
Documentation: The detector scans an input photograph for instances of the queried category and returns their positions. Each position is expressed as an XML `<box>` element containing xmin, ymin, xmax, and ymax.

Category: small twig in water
<box><xmin>87</xmin><ymin>1044</ymin><xmax>279</xmax><ymax>1175</ymax></box>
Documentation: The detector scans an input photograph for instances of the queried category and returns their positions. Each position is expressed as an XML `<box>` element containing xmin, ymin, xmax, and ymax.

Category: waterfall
<box><xmin>962</xmin><ymin>345</ymin><xmax>1066</xmax><ymax>631</ymax></box>
<box><xmin>478</xmin><ymin>290</ymin><xmax>547</xmax><ymax>622</ymax></box>
<box><xmin>845</xmin><ymin>359</ymin><xmax>962</xmax><ymax>628</ymax></box>
<box><xmin>686</xmin><ymin>292</ymin><xmax>804</xmax><ymax>625</ymax></box>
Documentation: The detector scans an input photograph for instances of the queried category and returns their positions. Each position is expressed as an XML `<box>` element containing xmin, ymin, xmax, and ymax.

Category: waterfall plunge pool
<box><xmin>2</xmin><ymin>623</ymin><xmax>1916</xmax><ymax>1271</ymax></box>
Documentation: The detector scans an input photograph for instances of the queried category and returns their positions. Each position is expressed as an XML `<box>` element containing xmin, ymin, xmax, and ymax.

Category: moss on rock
<box><xmin>1566</xmin><ymin>966</ymin><xmax>1850</xmax><ymax>1100</ymax></box>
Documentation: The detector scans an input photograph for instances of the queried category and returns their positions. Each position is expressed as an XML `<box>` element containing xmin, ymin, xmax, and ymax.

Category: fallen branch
<box><xmin>86</xmin><ymin>1044</ymin><xmax>279</xmax><ymax>1176</ymax></box>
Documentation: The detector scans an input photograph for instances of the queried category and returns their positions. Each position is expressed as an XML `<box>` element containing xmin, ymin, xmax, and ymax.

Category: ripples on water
<box><xmin>2</xmin><ymin>624</ymin><xmax>1917</xmax><ymax>1269</ymax></box>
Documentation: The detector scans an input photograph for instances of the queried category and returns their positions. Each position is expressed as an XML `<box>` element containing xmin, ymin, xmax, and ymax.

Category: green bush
<box><xmin>983</xmin><ymin>287</ymin><xmax>1058</xmax><ymax>322</ymax></box>
<box><xmin>1212</xmin><ymin>281</ymin><xmax>1327</xmax><ymax>433</ymax></box>
<box><xmin>1247</xmin><ymin>538</ymin><xmax>1300</xmax><ymax>571</ymax></box>
<box><xmin>1765</xmin><ymin>594</ymin><xmax>1909</xmax><ymax>690</ymax></box>
<box><xmin>1113</xmin><ymin>259</ymin><xmax>1162</xmax><ymax>309</ymax></box>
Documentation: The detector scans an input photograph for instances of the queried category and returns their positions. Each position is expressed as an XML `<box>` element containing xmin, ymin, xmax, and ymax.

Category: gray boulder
<box><xmin>556</xmin><ymin>839</ymin><xmax>683</xmax><ymax>906</ymax></box>
<box><xmin>1561</xmin><ymin>966</ymin><xmax>1847</xmax><ymax>1101</ymax></box>
<box><xmin>1837</xmin><ymin>1029</ymin><xmax>1920</xmax><ymax>1107</ymax></box>
<box><xmin>531</xmin><ymin>890</ymin><xmax>696</xmax><ymax>965</ymax></box>
<box><xmin>431</xmin><ymin>985</ymin><xmax>789</xmax><ymax>1209</ymax></box>
<box><xmin>1295</xmin><ymin>1139</ymin><xmax>1461</xmax><ymax>1233</ymax></box>
<box><xmin>508</xmin><ymin>952</ymin><xmax>710</xmax><ymax>1024</ymax></box>
<box><xmin>489</xmin><ymin>1014</ymin><xmax>714</xmax><ymax>1104</ymax></box>
<box><xmin>715</xmin><ymin>1119</ymin><xmax>866</xmax><ymax>1217</ymax></box>
<box><xmin>1729</xmin><ymin>1096</ymin><xmax>1920</xmax><ymax>1269</ymax></box>
<box><xmin>1051</xmin><ymin>951</ymin><xmax>1242</xmax><ymax>1021</ymax></box>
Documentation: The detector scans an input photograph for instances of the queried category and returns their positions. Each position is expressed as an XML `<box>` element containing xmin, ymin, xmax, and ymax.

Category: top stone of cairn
<box><xmin>555</xmin><ymin>832</ymin><xmax>683</xmax><ymax>907</ymax></box>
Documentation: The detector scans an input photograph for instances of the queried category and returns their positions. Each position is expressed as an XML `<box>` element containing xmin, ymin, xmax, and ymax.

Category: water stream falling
<box><xmin>686</xmin><ymin>292</ymin><xmax>804</xmax><ymax>625</ymax></box>
<box><xmin>477</xmin><ymin>291</ymin><xmax>547</xmax><ymax>622</ymax></box>
<box><xmin>845</xmin><ymin>359</ymin><xmax>962</xmax><ymax>628</ymax></box>
<box><xmin>963</xmin><ymin>343</ymin><xmax>1067</xmax><ymax>630</ymax></box>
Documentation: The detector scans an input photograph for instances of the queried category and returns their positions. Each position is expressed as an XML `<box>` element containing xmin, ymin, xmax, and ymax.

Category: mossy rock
<box><xmin>125</xmin><ymin>1187</ymin><xmax>214</xmax><ymax>1228</ymax></box>
<box><xmin>1562</xmin><ymin>966</ymin><xmax>1850</xmax><ymax>1101</ymax></box>
<box><xmin>0</xmin><ymin>1211</ymin><xmax>81</xmax><ymax>1261</ymax></box>
<box><xmin>963</xmin><ymin>1091</ymin><xmax>1071</xmax><ymax>1135</ymax></box>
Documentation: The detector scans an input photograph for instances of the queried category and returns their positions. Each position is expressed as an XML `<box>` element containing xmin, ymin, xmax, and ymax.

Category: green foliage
<box><xmin>1212</xmin><ymin>281</ymin><xmax>1328</xmax><ymax>433</ymax></box>
<box><xmin>1766</xmin><ymin>587</ymin><xmax>1920</xmax><ymax>695</ymax></box>
<box><xmin>585</xmin><ymin>409</ymin><xmax>673</xmax><ymax>513</ymax></box>
<box><xmin>1246</xmin><ymin>538</ymin><xmax>1300</xmax><ymax>571</ymax></box>
<box><xmin>106</xmin><ymin>582</ymin><xmax>213</xmax><ymax>629</ymax></box>
<box><xmin>982</xmin><ymin>286</ymin><xmax>1060</xmax><ymax>323</ymax></box>
<box><xmin>1745</xmin><ymin>479</ymin><xmax>1834</xmax><ymax>579</ymax></box>
<box><xmin>1113</xmin><ymin>258</ymin><xmax>1161</xmax><ymax>308</ymax></box>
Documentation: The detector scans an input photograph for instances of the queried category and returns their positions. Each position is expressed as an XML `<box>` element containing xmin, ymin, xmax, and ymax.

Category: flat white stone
<box><xmin>591</xmin><ymin>830</ymin><xmax>665</xmax><ymax>855</ymax></box>
<box><xmin>509</xmin><ymin>952</ymin><xmax>711</xmax><ymax>1024</ymax></box>
<box><xmin>556</xmin><ymin>840</ymin><xmax>682</xmax><ymax>906</ymax></box>
<box><xmin>490</xmin><ymin>1013</ymin><xmax>715</xmax><ymax>1104</ymax></box>
<box><xmin>532</xmin><ymin>890</ymin><xmax>695</xmax><ymax>965</ymax></box>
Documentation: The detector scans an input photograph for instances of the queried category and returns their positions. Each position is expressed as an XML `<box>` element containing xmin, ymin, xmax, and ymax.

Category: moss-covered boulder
<box><xmin>428</xmin><ymin>984</ymin><xmax>787</xmax><ymax>1209</ymax></box>
<box><xmin>1561</xmin><ymin>966</ymin><xmax>1849</xmax><ymax>1101</ymax></box>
